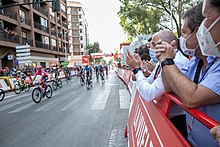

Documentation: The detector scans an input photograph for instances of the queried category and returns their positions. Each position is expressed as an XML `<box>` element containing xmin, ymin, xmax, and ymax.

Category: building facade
<box><xmin>67</xmin><ymin>0</ymin><xmax>89</xmax><ymax>66</ymax></box>
<box><xmin>0</xmin><ymin>0</ymin><xmax>69</xmax><ymax>69</ymax></box>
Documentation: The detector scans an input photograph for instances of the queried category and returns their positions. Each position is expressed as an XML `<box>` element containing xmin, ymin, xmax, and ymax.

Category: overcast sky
<box><xmin>80</xmin><ymin>0</ymin><xmax>128</xmax><ymax>53</ymax></box>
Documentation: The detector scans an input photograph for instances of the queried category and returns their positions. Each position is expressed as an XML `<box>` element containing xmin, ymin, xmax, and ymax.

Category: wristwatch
<box><xmin>133</xmin><ymin>67</ymin><xmax>142</xmax><ymax>74</ymax></box>
<box><xmin>161</xmin><ymin>58</ymin><xmax>175</xmax><ymax>68</ymax></box>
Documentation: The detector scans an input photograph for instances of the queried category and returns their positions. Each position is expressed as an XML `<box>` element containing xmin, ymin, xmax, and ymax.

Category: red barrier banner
<box><xmin>128</xmin><ymin>91</ymin><xmax>190</xmax><ymax>147</ymax></box>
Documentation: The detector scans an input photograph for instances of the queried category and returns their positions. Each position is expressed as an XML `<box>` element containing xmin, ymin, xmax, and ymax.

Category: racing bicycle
<box><xmin>32</xmin><ymin>82</ymin><xmax>53</xmax><ymax>103</ymax></box>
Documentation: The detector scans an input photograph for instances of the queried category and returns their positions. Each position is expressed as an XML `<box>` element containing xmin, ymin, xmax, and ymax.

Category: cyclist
<box><xmin>99</xmin><ymin>65</ymin><xmax>104</xmax><ymax>80</ymax></box>
<box><xmin>32</xmin><ymin>65</ymin><xmax>48</xmax><ymax>89</ymax></box>
<box><xmin>104</xmin><ymin>65</ymin><xmax>108</xmax><ymax>77</ymax></box>
<box><xmin>16</xmin><ymin>70</ymin><xmax>26</xmax><ymax>86</ymax></box>
<box><xmin>84</xmin><ymin>64</ymin><xmax>92</xmax><ymax>80</ymax></box>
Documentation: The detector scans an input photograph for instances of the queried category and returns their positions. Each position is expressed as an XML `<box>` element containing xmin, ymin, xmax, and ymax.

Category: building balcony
<box><xmin>21</xmin><ymin>17</ymin><xmax>31</xmax><ymax>26</ymax></box>
<box><xmin>50</xmin><ymin>15</ymin><xmax>56</xmax><ymax>22</ymax></box>
<box><xmin>35</xmin><ymin>40</ymin><xmax>49</xmax><ymax>49</ymax></box>
<box><xmin>59</xmin><ymin>48</ymin><xmax>63</xmax><ymax>52</ymax></box>
<box><xmin>0</xmin><ymin>9</ymin><xmax>17</xmax><ymax>20</ymax></box>
<box><xmin>61</xmin><ymin>9</ymin><xmax>67</xmax><ymax>16</ymax></box>
<box><xmin>52</xmin><ymin>46</ymin><xmax>58</xmax><ymax>51</ymax></box>
<box><xmin>22</xmin><ymin>37</ymin><xmax>33</xmax><ymax>46</ymax></box>
<box><xmin>34</xmin><ymin>22</ymin><xmax>49</xmax><ymax>33</ymax></box>
<box><xmin>62</xmin><ymin>22</ymin><xmax>67</xmax><ymax>28</ymax></box>
<box><xmin>0</xmin><ymin>31</ymin><xmax>19</xmax><ymax>44</ymax></box>
<box><xmin>51</xmin><ymin>30</ymin><xmax>56</xmax><ymax>36</ymax></box>
<box><xmin>33</xmin><ymin>5</ymin><xmax>48</xmax><ymax>16</ymax></box>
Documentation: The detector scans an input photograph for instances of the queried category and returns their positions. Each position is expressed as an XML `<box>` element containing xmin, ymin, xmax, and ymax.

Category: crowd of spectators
<box><xmin>124</xmin><ymin>0</ymin><xmax>220</xmax><ymax>146</ymax></box>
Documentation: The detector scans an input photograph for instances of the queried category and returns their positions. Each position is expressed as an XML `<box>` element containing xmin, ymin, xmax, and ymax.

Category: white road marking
<box><xmin>61</xmin><ymin>95</ymin><xmax>81</xmax><ymax>111</ymax></box>
<box><xmin>108</xmin><ymin>128</ymin><xmax>118</xmax><ymax>147</ymax></box>
<box><xmin>119</xmin><ymin>89</ymin><xmax>130</xmax><ymax>109</ymax></box>
<box><xmin>0</xmin><ymin>98</ymin><xmax>30</xmax><ymax>112</ymax></box>
<box><xmin>2</xmin><ymin>94</ymin><xmax>29</xmax><ymax>103</ymax></box>
<box><xmin>34</xmin><ymin>92</ymin><xmax>62</xmax><ymax>112</ymax></box>
<box><xmin>9</xmin><ymin>102</ymin><xmax>35</xmax><ymax>113</ymax></box>
<box><xmin>90</xmin><ymin>89</ymin><xmax>110</xmax><ymax>110</ymax></box>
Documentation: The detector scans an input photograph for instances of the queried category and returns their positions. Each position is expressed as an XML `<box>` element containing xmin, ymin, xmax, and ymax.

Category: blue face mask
<box><xmin>149</xmin><ymin>48</ymin><xmax>158</xmax><ymax>63</ymax></box>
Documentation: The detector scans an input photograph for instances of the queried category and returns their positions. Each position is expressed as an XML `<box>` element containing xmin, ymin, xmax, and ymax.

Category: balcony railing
<box><xmin>53</xmin><ymin>46</ymin><xmax>58</xmax><ymax>51</ymax></box>
<box><xmin>51</xmin><ymin>30</ymin><xmax>56</xmax><ymax>36</ymax></box>
<box><xmin>0</xmin><ymin>9</ymin><xmax>17</xmax><ymax>20</ymax></box>
<box><xmin>33</xmin><ymin>5</ymin><xmax>48</xmax><ymax>16</ymax></box>
<box><xmin>50</xmin><ymin>15</ymin><xmax>56</xmax><ymax>22</ymax></box>
<box><xmin>61</xmin><ymin>9</ymin><xmax>67</xmax><ymax>16</ymax></box>
<box><xmin>59</xmin><ymin>48</ymin><xmax>63</xmax><ymax>52</ymax></box>
<box><xmin>62</xmin><ymin>22</ymin><xmax>67</xmax><ymax>28</ymax></box>
<box><xmin>35</xmin><ymin>40</ymin><xmax>49</xmax><ymax>49</ymax></box>
<box><xmin>58</xmin><ymin>19</ymin><xmax>61</xmax><ymax>25</ymax></box>
<box><xmin>22</xmin><ymin>37</ymin><xmax>33</xmax><ymax>46</ymax></box>
<box><xmin>21</xmin><ymin>17</ymin><xmax>31</xmax><ymax>26</ymax></box>
<box><xmin>22</xmin><ymin>0</ymin><xmax>30</xmax><ymax>3</ymax></box>
<box><xmin>34</xmin><ymin>22</ymin><xmax>49</xmax><ymax>33</ymax></box>
<box><xmin>0</xmin><ymin>31</ymin><xmax>19</xmax><ymax>43</ymax></box>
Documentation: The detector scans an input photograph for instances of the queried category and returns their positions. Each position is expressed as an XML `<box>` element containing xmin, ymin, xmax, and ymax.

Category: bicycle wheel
<box><xmin>52</xmin><ymin>80</ymin><xmax>57</xmax><ymax>90</ymax></box>
<box><xmin>0</xmin><ymin>89</ymin><xmax>5</xmax><ymax>102</ymax></box>
<box><xmin>14</xmin><ymin>84</ymin><xmax>21</xmax><ymax>94</ymax></box>
<box><xmin>45</xmin><ymin>85</ymin><xmax>53</xmax><ymax>98</ymax></box>
<box><xmin>80</xmin><ymin>77</ymin><xmax>84</xmax><ymax>86</ymax></box>
<box><xmin>86</xmin><ymin>80</ymin><xmax>90</xmax><ymax>90</ymax></box>
<box><xmin>58</xmin><ymin>79</ymin><xmax>62</xmax><ymax>89</ymax></box>
<box><xmin>32</xmin><ymin>88</ymin><xmax>42</xmax><ymax>103</ymax></box>
<box><xmin>24</xmin><ymin>84</ymin><xmax>30</xmax><ymax>92</ymax></box>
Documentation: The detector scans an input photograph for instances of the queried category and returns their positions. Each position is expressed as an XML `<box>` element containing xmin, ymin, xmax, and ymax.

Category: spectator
<box><xmin>199</xmin><ymin>0</ymin><xmax>220</xmax><ymax>145</ymax></box>
<box><xmin>156</xmin><ymin>2</ymin><xmax>220</xmax><ymax>146</ymax></box>
<box><xmin>126</xmin><ymin>30</ymin><xmax>189</xmax><ymax>139</ymax></box>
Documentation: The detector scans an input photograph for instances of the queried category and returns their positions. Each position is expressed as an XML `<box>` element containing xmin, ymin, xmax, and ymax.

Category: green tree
<box><xmin>118</xmin><ymin>0</ymin><xmax>202</xmax><ymax>38</ymax></box>
<box><xmin>86</xmin><ymin>42</ymin><xmax>100</xmax><ymax>54</ymax></box>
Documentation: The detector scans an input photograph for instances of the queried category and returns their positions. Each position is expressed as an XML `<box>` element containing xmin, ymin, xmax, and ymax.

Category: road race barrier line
<box><xmin>116</xmin><ymin>69</ymin><xmax>220</xmax><ymax>146</ymax></box>
<box><xmin>0</xmin><ymin>74</ymin><xmax>79</xmax><ymax>94</ymax></box>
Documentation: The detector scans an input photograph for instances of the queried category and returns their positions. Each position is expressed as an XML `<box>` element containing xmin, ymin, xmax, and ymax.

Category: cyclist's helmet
<box><xmin>36</xmin><ymin>65</ymin><xmax>42</xmax><ymax>69</ymax></box>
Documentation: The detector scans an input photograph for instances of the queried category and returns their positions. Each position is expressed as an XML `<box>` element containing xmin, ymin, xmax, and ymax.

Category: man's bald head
<box><xmin>152</xmin><ymin>30</ymin><xmax>177</xmax><ymax>44</ymax></box>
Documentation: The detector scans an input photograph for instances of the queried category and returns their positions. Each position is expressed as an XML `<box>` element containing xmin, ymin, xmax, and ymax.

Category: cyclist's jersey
<box><xmin>79</xmin><ymin>68</ymin><xmax>84</xmax><ymax>74</ymax></box>
<box><xmin>99</xmin><ymin>67</ymin><xmax>104</xmax><ymax>72</ymax></box>
<box><xmin>94</xmin><ymin>66</ymin><xmax>98</xmax><ymax>72</ymax></box>
<box><xmin>34</xmin><ymin>69</ymin><xmax>48</xmax><ymax>77</ymax></box>
<box><xmin>84</xmin><ymin>67</ymin><xmax>91</xmax><ymax>76</ymax></box>
<box><xmin>20</xmin><ymin>72</ymin><xmax>26</xmax><ymax>81</ymax></box>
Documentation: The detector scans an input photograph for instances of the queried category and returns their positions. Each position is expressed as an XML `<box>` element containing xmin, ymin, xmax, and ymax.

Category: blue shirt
<box><xmin>84</xmin><ymin>67</ymin><xmax>91</xmax><ymax>72</ymax></box>
<box><xmin>181</xmin><ymin>56</ymin><xmax>220</xmax><ymax>147</ymax></box>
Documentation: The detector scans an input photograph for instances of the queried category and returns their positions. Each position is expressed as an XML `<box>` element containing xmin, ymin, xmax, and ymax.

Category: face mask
<box><xmin>196</xmin><ymin>16</ymin><xmax>220</xmax><ymax>57</ymax></box>
<box><xmin>149</xmin><ymin>48</ymin><xmax>158</xmax><ymax>63</ymax></box>
<box><xmin>179</xmin><ymin>35</ymin><xmax>198</xmax><ymax>56</ymax></box>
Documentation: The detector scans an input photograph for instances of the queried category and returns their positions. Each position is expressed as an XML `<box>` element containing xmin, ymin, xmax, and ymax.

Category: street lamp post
<box><xmin>64</xmin><ymin>31</ymin><xmax>68</xmax><ymax>61</ymax></box>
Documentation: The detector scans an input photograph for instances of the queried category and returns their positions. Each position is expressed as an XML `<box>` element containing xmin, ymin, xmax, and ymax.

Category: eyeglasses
<box><xmin>149</xmin><ymin>41</ymin><xmax>156</xmax><ymax>47</ymax></box>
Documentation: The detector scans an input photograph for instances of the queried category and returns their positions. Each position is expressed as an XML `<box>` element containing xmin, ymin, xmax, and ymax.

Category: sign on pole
<box><xmin>15</xmin><ymin>44</ymin><xmax>31</xmax><ymax>65</ymax></box>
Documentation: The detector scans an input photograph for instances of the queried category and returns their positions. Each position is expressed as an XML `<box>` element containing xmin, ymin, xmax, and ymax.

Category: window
<box><xmin>79</xmin><ymin>22</ymin><xmax>82</xmax><ymax>26</ymax></box>
<box><xmin>52</xmin><ymin>39</ymin><xmax>56</xmax><ymax>46</ymax></box>
<box><xmin>21</xmin><ymin>31</ymin><xmax>27</xmax><ymax>38</ymax></box>
<box><xmin>40</xmin><ymin>17</ymin><xmax>48</xmax><ymax>27</ymax></box>
<box><xmin>61</xmin><ymin>3</ymin><xmax>66</xmax><ymax>12</ymax></box>
<box><xmin>19</xmin><ymin>10</ymin><xmax>26</xmax><ymax>22</ymax></box>
<box><xmin>80</xmin><ymin>37</ymin><xmax>83</xmax><ymax>40</ymax></box>
<box><xmin>40</xmin><ymin>62</ymin><xmax>46</xmax><ymax>68</ymax></box>
<box><xmin>81</xmin><ymin>44</ymin><xmax>83</xmax><ymax>48</ymax></box>
<box><xmin>42</xmin><ymin>36</ymin><xmax>49</xmax><ymax>45</ymax></box>
<box><xmin>80</xmin><ymin>29</ymin><xmax>82</xmax><ymax>33</ymax></box>
<box><xmin>78</xmin><ymin>8</ymin><xmax>81</xmax><ymax>11</ymax></box>
<box><xmin>79</xmin><ymin>15</ymin><xmax>81</xmax><ymax>19</ymax></box>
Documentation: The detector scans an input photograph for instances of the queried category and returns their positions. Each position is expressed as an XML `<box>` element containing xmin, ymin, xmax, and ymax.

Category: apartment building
<box><xmin>0</xmin><ymin>0</ymin><xmax>69</xmax><ymax>69</ymax></box>
<box><xmin>67</xmin><ymin>0</ymin><xmax>89</xmax><ymax>66</ymax></box>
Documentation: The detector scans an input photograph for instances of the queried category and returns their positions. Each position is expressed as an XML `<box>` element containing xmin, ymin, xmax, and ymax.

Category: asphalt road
<box><xmin>0</xmin><ymin>71</ymin><xmax>130</xmax><ymax>147</ymax></box>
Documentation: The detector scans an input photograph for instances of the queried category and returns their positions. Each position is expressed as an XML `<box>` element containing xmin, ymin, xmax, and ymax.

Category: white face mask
<box><xmin>179</xmin><ymin>31</ymin><xmax>198</xmax><ymax>56</ymax></box>
<box><xmin>196</xmin><ymin>16</ymin><xmax>220</xmax><ymax>57</ymax></box>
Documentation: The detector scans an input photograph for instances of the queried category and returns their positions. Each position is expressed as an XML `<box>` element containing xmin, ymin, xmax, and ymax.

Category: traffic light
<box><xmin>52</xmin><ymin>0</ymin><xmax>60</xmax><ymax>12</ymax></box>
